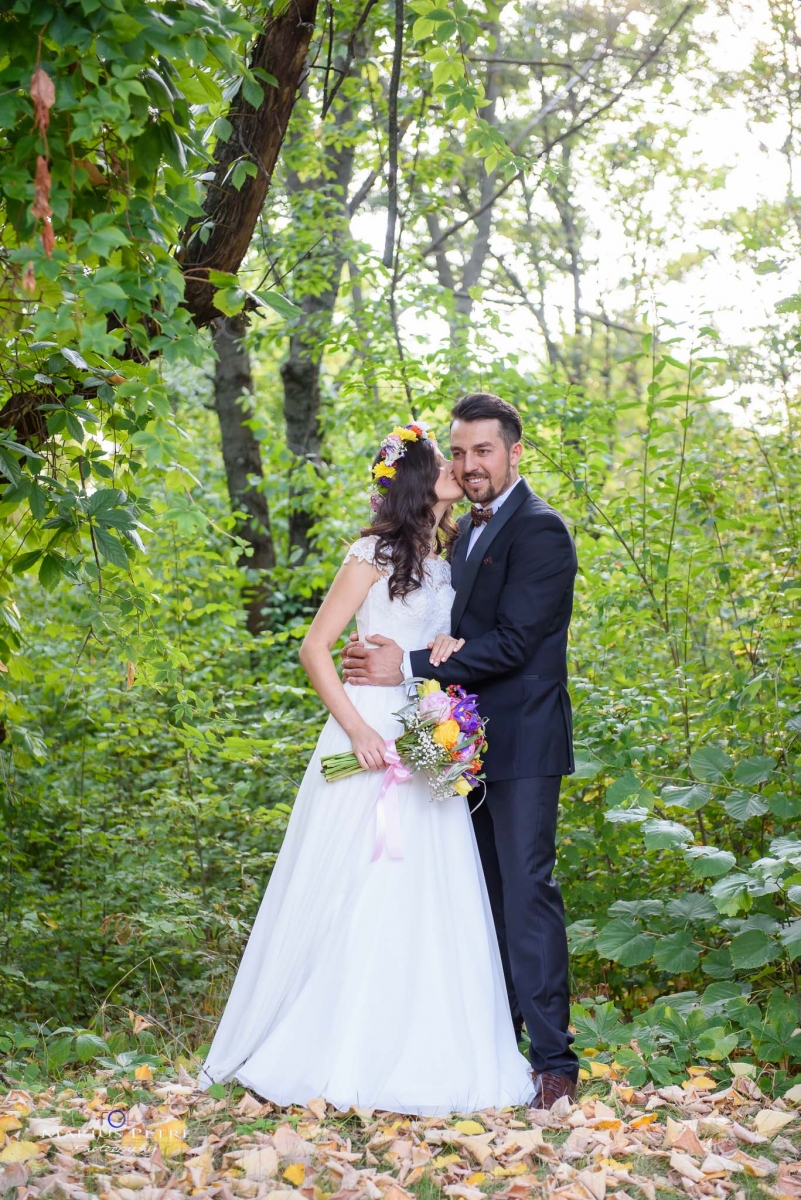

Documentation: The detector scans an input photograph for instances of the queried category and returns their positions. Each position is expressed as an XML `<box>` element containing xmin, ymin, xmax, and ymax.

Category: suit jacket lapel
<box><xmin>450</xmin><ymin>477</ymin><xmax>532</xmax><ymax>634</ymax></box>
<box><xmin>450</xmin><ymin>515</ymin><xmax>471</xmax><ymax>591</ymax></box>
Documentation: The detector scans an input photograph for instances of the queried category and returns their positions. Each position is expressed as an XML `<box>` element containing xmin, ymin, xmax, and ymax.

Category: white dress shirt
<box><xmin>401</xmin><ymin>475</ymin><xmax>522</xmax><ymax>680</ymax></box>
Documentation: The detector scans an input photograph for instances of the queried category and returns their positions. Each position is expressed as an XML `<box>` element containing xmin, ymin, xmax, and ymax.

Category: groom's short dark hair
<box><xmin>450</xmin><ymin>392</ymin><xmax>523</xmax><ymax>449</ymax></box>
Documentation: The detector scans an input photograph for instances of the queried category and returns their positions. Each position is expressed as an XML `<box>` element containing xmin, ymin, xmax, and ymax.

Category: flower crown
<box><xmin>370</xmin><ymin>421</ymin><xmax>437</xmax><ymax>509</ymax></box>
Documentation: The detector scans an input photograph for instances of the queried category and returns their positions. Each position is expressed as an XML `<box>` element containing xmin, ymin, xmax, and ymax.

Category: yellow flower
<box><xmin>372</xmin><ymin>462</ymin><xmax>396</xmax><ymax>480</ymax></box>
<box><xmin>454</xmin><ymin>775</ymin><xmax>474</xmax><ymax>796</ymax></box>
<box><xmin>432</xmin><ymin>719</ymin><xmax>460</xmax><ymax>750</ymax></box>
<box><xmin>392</xmin><ymin>425</ymin><xmax>419</xmax><ymax>442</ymax></box>
<box><xmin>420</xmin><ymin>679</ymin><xmax>441</xmax><ymax>696</ymax></box>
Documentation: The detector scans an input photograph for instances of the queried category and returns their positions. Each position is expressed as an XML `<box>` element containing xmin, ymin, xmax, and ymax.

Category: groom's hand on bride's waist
<box><xmin>341</xmin><ymin>632</ymin><xmax>404</xmax><ymax>686</ymax></box>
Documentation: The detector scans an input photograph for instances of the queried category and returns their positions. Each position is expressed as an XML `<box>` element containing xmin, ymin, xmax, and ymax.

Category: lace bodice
<box><xmin>343</xmin><ymin>536</ymin><xmax>454</xmax><ymax>651</ymax></box>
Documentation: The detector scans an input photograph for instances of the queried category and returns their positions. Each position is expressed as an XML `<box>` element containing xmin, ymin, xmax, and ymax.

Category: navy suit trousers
<box><xmin>470</xmin><ymin>775</ymin><xmax>579</xmax><ymax>1081</ymax></box>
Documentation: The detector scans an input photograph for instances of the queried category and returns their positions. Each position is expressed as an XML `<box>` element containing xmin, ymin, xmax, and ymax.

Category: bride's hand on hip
<box><xmin>350</xmin><ymin>722</ymin><xmax>388</xmax><ymax>771</ymax></box>
<box><xmin>427</xmin><ymin>634</ymin><xmax>465</xmax><ymax>666</ymax></box>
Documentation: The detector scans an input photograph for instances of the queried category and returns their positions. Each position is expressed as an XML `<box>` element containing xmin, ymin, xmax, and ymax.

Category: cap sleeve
<box><xmin>342</xmin><ymin>536</ymin><xmax>391</xmax><ymax>576</ymax></box>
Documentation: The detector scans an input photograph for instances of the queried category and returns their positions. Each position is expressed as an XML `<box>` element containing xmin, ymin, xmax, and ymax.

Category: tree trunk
<box><xmin>179</xmin><ymin>0</ymin><xmax>320</xmax><ymax>327</ymax></box>
<box><xmin>279</xmin><ymin>42</ymin><xmax>367</xmax><ymax>560</ymax></box>
<box><xmin>213</xmin><ymin>313</ymin><xmax>276</xmax><ymax>634</ymax></box>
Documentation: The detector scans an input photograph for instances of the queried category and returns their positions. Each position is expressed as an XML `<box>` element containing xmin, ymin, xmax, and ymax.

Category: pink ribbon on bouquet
<box><xmin>370</xmin><ymin>740</ymin><xmax>410</xmax><ymax>862</ymax></box>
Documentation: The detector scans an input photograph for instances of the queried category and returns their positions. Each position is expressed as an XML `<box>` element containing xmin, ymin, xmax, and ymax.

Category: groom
<box><xmin>342</xmin><ymin>392</ymin><xmax>580</xmax><ymax>1108</ymax></box>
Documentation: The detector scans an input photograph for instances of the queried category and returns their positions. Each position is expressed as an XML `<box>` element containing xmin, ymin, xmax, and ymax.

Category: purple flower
<box><xmin>452</xmin><ymin>695</ymin><xmax>481</xmax><ymax>733</ymax></box>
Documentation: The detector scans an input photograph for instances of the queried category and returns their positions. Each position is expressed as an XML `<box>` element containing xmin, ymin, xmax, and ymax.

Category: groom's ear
<box><xmin>510</xmin><ymin>441</ymin><xmax>523</xmax><ymax>468</ymax></box>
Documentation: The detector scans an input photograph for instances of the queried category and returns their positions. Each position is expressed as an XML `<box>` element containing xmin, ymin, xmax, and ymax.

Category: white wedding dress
<box><xmin>197</xmin><ymin>536</ymin><xmax>535</xmax><ymax>1116</ymax></box>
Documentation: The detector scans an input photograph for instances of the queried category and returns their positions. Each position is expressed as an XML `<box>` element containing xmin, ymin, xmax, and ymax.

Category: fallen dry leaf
<box><xmin>0</xmin><ymin>1141</ymin><xmax>43</xmax><ymax>1163</ymax></box>
<box><xmin>754</xmin><ymin>1108</ymin><xmax>797</xmax><ymax>1137</ymax></box>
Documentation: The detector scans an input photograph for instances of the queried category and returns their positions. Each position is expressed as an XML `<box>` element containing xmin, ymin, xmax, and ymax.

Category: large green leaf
<box><xmin>684</xmin><ymin>845</ymin><xmax>736</xmax><ymax>878</ymax></box>
<box><xmin>666</xmin><ymin>893</ymin><xmax>719</xmax><ymax>923</ymax></box>
<box><xmin>661</xmin><ymin>782</ymin><xmax>711</xmax><ymax>811</ymax></box>
<box><xmin>696</xmin><ymin>1027</ymin><xmax>739</xmax><ymax>1060</ymax></box>
<box><xmin>605</xmin><ymin>771</ymin><xmax>641</xmax><ymax>805</ymax></box>
<box><xmin>654</xmin><ymin>931</ymin><xmax>700</xmax><ymax>973</ymax></box>
<box><xmin>570</xmin><ymin>750</ymin><xmax>602</xmax><ymax>780</ymax></box>
<box><xmin>690</xmin><ymin>746</ymin><xmax>733</xmax><ymax>782</ymax></box>
<box><xmin>94</xmin><ymin>527</ymin><xmax>130</xmax><ymax>569</ymax></box>
<box><xmin>701</xmin><ymin>982</ymin><xmax>744</xmax><ymax>1012</ymax></box>
<box><xmin>595</xmin><ymin>919</ymin><xmax>656</xmax><ymax>966</ymax></box>
<box><xmin>604</xmin><ymin>805</ymin><xmax>650</xmax><ymax>824</ymax></box>
<box><xmin>701</xmin><ymin>949</ymin><xmax>734</xmax><ymax>979</ymax></box>
<box><xmin>643</xmin><ymin>819</ymin><xmax>693</xmax><ymax>850</ymax></box>
<box><xmin>710</xmin><ymin>872</ymin><xmax>753</xmax><ymax>915</ymax></box>
<box><xmin>729</xmin><ymin>929</ymin><xmax>780</xmax><ymax>970</ymax></box>
<box><xmin>768</xmin><ymin>793</ymin><xmax>801</xmax><ymax>820</ymax></box>
<box><xmin>75</xmin><ymin>1032</ymin><xmax>110</xmax><ymax>1062</ymax></box>
<box><xmin>733</xmin><ymin>755</ymin><xmax>775</xmax><ymax>785</ymax></box>
<box><xmin>722</xmin><ymin>790</ymin><xmax>768</xmax><ymax>822</ymax></box>
<box><xmin>778</xmin><ymin>919</ymin><xmax>801</xmax><ymax>961</ymax></box>
<box><xmin>608</xmin><ymin>899</ymin><xmax>664</xmax><ymax>919</ymax></box>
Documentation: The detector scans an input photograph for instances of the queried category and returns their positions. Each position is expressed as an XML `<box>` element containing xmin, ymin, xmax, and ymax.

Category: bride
<box><xmin>198</xmin><ymin>422</ymin><xmax>535</xmax><ymax>1116</ymax></box>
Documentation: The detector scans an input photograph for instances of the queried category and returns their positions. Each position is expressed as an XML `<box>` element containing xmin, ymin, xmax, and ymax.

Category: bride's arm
<box><xmin>299</xmin><ymin>557</ymin><xmax>390</xmax><ymax>771</ymax></box>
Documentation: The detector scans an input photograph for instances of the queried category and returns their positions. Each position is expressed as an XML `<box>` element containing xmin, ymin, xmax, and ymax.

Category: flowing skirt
<box><xmin>198</xmin><ymin>682</ymin><xmax>535</xmax><ymax>1116</ymax></box>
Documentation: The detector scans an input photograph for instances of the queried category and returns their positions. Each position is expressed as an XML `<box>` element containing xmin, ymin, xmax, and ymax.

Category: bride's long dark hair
<box><xmin>360</xmin><ymin>436</ymin><xmax>458</xmax><ymax>601</ymax></box>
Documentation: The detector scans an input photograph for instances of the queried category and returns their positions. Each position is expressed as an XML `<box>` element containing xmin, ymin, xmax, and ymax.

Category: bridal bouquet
<box><xmin>321</xmin><ymin>680</ymin><xmax>487</xmax><ymax>800</ymax></box>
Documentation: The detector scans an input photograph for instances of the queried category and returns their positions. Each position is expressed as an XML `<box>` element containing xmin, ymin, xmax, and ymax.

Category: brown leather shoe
<box><xmin>530</xmin><ymin>1070</ymin><xmax>577</xmax><ymax>1109</ymax></box>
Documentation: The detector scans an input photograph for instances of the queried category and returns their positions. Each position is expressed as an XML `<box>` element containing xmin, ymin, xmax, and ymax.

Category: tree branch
<box><xmin>421</xmin><ymin>2</ymin><xmax>694</xmax><ymax>257</ymax></box>
<box><xmin>382</xmin><ymin>0</ymin><xmax>404</xmax><ymax>267</ymax></box>
<box><xmin>320</xmin><ymin>0</ymin><xmax>381</xmax><ymax>118</ymax></box>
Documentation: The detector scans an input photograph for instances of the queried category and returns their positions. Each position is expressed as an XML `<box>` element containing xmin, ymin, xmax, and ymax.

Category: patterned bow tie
<box><xmin>470</xmin><ymin>505</ymin><xmax>494</xmax><ymax>527</ymax></box>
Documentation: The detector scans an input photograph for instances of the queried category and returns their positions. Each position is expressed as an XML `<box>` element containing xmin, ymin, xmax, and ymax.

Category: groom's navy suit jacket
<box><xmin>409</xmin><ymin>477</ymin><xmax>577</xmax><ymax>782</ymax></box>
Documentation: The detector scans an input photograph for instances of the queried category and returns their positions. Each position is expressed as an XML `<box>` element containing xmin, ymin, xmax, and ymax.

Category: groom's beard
<box><xmin>462</xmin><ymin>464</ymin><xmax>514</xmax><ymax>505</ymax></box>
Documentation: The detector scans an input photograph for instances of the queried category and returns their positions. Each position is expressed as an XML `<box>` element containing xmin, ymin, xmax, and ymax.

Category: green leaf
<box><xmin>46</xmin><ymin>1035</ymin><xmax>75</xmax><ymax>1068</ymax></box>
<box><xmin>38</xmin><ymin>554</ymin><xmax>64</xmax><ymax>590</ymax></box>
<box><xmin>75</xmin><ymin>1032</ymin><xmax>110</xmax><ymax>1062</ymax></box>
<box><xmin>0</xmin><ymin>448</ymin><xmax>22</xmax><ymax>485</ymax></box>
<box><xmin>606</xmin><ymin>771</ymin><xmax>641</xmax><ymax>806</ymax></box>
<box><xmin>213</xmin><ymin>287</ymin><xmax>247</xmax><ymax>317</ymax></box>
<box><xmin>729</xmin><ymin>929</ymin><xmax>780</xmax><ymax>969</ymax></box>
<box><xmin>690</xmin><ymin>746</ymin><xmax>733</xmax><ymax>782</ymax></box>
<box><xmin>572</xmin><ymin>1001</ymin><xmax>625</xmax><ymax>1048</ymax></box>
<box><xmin>684</xmin><ymin>844</ymin><xmax>737</xmax><ymax>878</ymax></box>
<box><xmin>696</xmin><ymin>1028</ymin><xmax>739</xmax><ymax>1060</ymax></box>
<box><xmin>94</xmin><ymin>527</ymin><xmax>130</xmax><ymax>569</ymax></box>
<box><xmin>654</xmin><ymin>931</ymin><xmax>700</xmax><ymax>973</ymax></box>
<box><xmin>608</xmin><ymin>899</ymin><xmax>664</xmax><ymax>919</ymax></box>
<box><xmin>701</xmin><ymin>948</ymin><xmax>734</xmax><ymax>979</ymax></box>
<box><xmin>666</xmin><ymin>893</ymin><xmax>719</xmax><ymax>923</ymax></box>
<box><xmin>250</xmin><ymin>289</ymin><xmax>300</xmax><ymax>320</ymax></box>
<box><xmin>604</xmin><ymin>805</ymin><xmax>649</xmax><ymax>824</ymax></box>
<box><xmin>734</xmin><ymin>755</ymin><xmax>775</xmax><ymax>785</ymax></box>
<box><xmin>776</xmin><ymin>293</ymin><xmax>801</xmax><ymax>313</ymax></box>
<box><xmin>595</xmin><ymin>919</ymin><xmax>656</xmax><ymax>966</ymax></box>
<box><xmin>642</xmin><ymin>819</ymin><xmax>693</xmax><ymax>850</ymax></box>
<box><xmin>87</xmin><ymin>488</ymin><xmax>127</xmax><ymax>516</ymax></box>
<box><xmin>778</xmin><ymin>919</ymin><xmax>801</xmax><ymax>961</ymax></box>
<box><xmin>768</xmin><ymin>793</ymin><xmax>801</xmax><ymax>820</ymax></box>
<box><xmin>722</xmin><ymin>790</ymin><xmax>768</xmax><ymax>822</ymax></box>
<box><xmin>241</xmin><ymin>77</ymin><xmax>264</xmax><ymax>107</ymax></box>
<box><xmin>12</xmin><ymin>550</ymin><xmax>44</xmax><ymax>575</ymax></box>
<box><xmin>701</xmin><ymin>982</ymin><xmax>744</xmax><ymax>1011</ymax></box>
<box><xmin>661</xmin><ymin>783</ymin><xmax>711</xmax><ymax>811</ymax></box>
<box><xmin>61</xmin><ymin>347</ymin><xmax>91</xmax><ymax>371</ymax></box>
<box><xmin>571</xmin><ymin>750</ymin><xmax>602</xmax><ymax>779</ymax></box>
<box><xmin>710</xmin><ymin>872</ymin><xmax>753</xmax><ymax>915</ymax></box>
